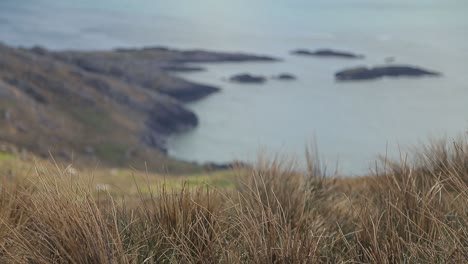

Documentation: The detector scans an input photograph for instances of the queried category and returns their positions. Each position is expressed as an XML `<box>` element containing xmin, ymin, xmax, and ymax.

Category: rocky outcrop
<box><xmin>335</xmin><ymin>65</ymin><xmax>441</xmax><ymax>81</ymax></box>
<box><xmin>155</xmin><ymin>81</ymin><xmax>220</xmax><ymax>102</ymax></box>
<box><xmin>52</xmin><ymin>48</ymin><xmax>277</xmax><ymax>102</ymax></box>
<box><xmin>272</xmin><ymin>73</ymin><xmax>296</xmax><ymax>81</ymax></box>
<box><xmin>160</xmin><ymin>65</ymin><xmax>205</xmax><ymax>72</ymax></box>
<box><xmin>145</xmin><ymin>99</ymin><xmax>198</xmax><ymax>135</ymax></box>
<box><xmin>142</xmin><ymin>98</ymin><xmax>199</xmax><ymax>154</ymax></box>
<box><xmin>291</xmin><ymin>49</ymin><xmax>364</xmax><ymax>59</ymax></box>
<box><xmin>229</xmin><ymin>74</ymin><xmax>267</xmax><ymax>84</ymax></box>
<box><xmin>170</xmin><ymin>49</ymin><xmax>279</xmax><ymax>63</ymax></box>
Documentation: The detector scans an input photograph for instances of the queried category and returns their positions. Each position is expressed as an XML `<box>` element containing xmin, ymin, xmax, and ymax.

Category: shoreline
<box><xmin>0</xmin><ymin>42</ymin><xmax>279</xmax><ymax>172</ymax></box>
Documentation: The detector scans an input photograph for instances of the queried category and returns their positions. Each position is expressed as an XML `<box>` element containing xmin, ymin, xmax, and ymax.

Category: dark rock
<box><xmin>143</xmin><ymin>99</ymin><xmax>198</xmax><ymax>152</ymax></box>
<box><xmin>229</xmin><ymin>74</ymin><xmax>267</xmax><ymax>84</ymax></box>
<box><xmin>273</xmin><ymin>73</ymin><xmax>297</xmax><ymax>81</ymax></box>
<box><xmin>158</xmin><ymin>83</ymin><xmax>220</xmax><ymax>102</ymax></box>
<box><xmin>291</xmin><ymin>49</ymin><xmax>364</xmax><ymax>59</ymax></box>
<box><xmin>146</xmin><ymin>102</ymin><xmax>198</xmax><ymax>135</ymax></box>
<box><xmin>141</xmin><ymin>131</ymin><xmax>168</xmax><ymax>153</ymax></box>
<box><xmin>161</xmin><ymin>66</ymin><xmax>205</xmax><ymax>72</ymax></box>
<box><xmin>176</xmin><ymin>50</ymin><xmax>279</xmax><ymax>63</ymax></box>
<box><xmin>335</xmin><ymin>65</ymin><xmax>441</xmax><ymax>81</ymax></box>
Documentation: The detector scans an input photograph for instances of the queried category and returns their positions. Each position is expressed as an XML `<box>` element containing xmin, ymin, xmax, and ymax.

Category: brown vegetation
<box><xmin>0</xmin><ymin>140</ymin><xmax>467</xmax><ymax>263</ymax></box>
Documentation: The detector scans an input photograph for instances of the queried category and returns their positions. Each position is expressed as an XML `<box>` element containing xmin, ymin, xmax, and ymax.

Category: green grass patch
<box><xmin>183</xmin><ymin>175</ymin><xmax>234</xmax><ymax>188</ymax></box>
<box><xmin>95</xmin><ymin>143</ymin><xmax>128</xmax><ymax>164</ymax></box>
<box><xmin>0</xmin><ymin>152</ymin><xmax>15</xmax><ymax>160</ymax></box>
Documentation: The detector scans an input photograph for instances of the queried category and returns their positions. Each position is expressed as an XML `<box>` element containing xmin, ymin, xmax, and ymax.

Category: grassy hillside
<box><xmin>0</xmin><ymin>43</ymin><xmax>276</xmax><ymax>173</ymax></box>
<box><xmin>0</xmin><ymin>140</ymin><xmax>466</xmax><ymax>263</ymax></box>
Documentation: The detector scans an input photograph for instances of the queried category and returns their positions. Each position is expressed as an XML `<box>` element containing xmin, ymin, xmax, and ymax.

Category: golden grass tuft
<box><xmin>0</xmin><ymin>140</ymin><xmax>466</xmax><ymax>263</ymax></box>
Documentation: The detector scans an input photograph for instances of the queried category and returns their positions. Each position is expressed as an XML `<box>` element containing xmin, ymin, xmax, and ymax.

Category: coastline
<box><xmin>0</xmin><ymin>42</ymin><xmax>278</xmax><ymax>172</ymax></box>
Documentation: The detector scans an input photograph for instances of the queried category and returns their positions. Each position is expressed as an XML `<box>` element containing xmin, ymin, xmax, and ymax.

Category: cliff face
<box><xmin>0</xmin><ymin>43</ymin><xmax>276</xmax><ymax>172</ymax></box>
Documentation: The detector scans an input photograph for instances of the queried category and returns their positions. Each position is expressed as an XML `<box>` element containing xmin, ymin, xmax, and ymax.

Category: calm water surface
<box><xmin>1</xmin><ymin>0</ymin><xmax>468</xmax><ymax>174</ymax></box>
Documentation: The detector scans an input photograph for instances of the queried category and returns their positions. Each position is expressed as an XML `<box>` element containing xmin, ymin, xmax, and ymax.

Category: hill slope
<box><xmin>0</xmin><ymin>43</ymin><xmax>276</xmax><ymax>172</ymax></box>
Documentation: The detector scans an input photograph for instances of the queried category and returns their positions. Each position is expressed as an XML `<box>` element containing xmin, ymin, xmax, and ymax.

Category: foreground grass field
<box><xmin>0</xmin><ymin>140</ymin><xmax>467</xmax><ymax>263</ymax></box>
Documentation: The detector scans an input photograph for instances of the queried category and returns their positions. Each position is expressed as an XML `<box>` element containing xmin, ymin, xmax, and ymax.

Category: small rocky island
<box><xmin>229</xmin><ymin>73</ymin><xmax>297</xmax><ymax>83</ymax></box>
<box><xmin>272</xmin><ymin>73</ymin><xmax>297</xmax><ymax>81</ymax></box>
<box><xmin>335</xmin><ymin>65</ymin><xmax>441</xmax><ymax>81</ymax></box>
<box><xmin>229</xmin><ymin>74</ymin><xmax>267</xmax><ymax>84</ymax></box>
<box><xmin>291</xmin><ymin>49</ymin><xmax>364</xmax><ymax>59</ymax></box>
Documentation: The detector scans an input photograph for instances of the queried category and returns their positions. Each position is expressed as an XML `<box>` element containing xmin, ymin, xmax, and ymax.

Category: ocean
<box><xmin>1</xmin><ymin>0</ymin><xmax>468</xmax><ymax>174</ymax></box>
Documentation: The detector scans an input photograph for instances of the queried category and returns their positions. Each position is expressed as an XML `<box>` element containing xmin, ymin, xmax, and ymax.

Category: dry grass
<box><xmin>0</xmin><ymin>140</ymin><xmax>467</xmax><ymax>263</ymax></box>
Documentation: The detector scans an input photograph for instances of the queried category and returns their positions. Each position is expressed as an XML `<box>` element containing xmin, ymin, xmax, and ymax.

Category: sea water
<box><xmin>1</xmin><ymin>0</ymin><xmax>468</xmax><ymax>174</ymax></box>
